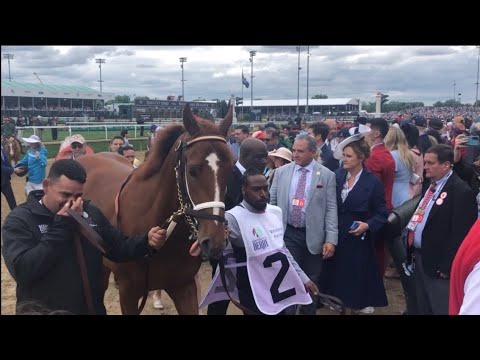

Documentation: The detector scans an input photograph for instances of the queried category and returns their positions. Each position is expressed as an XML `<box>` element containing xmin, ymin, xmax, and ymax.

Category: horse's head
<box><xmin>179</xmin><ymin>103</ymin><xmax>233</xmax><ymax>260</ymax></box>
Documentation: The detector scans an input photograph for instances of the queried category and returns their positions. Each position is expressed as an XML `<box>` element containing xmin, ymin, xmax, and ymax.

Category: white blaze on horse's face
<box><xmin>205</xmin><ymin>152</ymin><xmax>220</xmax><ymax>225</ymax></box>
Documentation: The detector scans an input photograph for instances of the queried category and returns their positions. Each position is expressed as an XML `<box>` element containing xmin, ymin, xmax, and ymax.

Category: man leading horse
<box><xmin>77</xmin><ymin>103</ymin><xmax>234</xmax><ymax>314</ymax></box>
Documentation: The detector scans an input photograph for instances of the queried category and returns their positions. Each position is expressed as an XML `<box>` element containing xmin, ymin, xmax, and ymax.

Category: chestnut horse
<box><xmin>2</xmin><ymin>136</ymin><xmax>22</xmax><ymax>166</ymax></box>
<box><xmin>77</xmin><ymin>104</ymin><xmax>233</xmax><ymax>314</ymax></box>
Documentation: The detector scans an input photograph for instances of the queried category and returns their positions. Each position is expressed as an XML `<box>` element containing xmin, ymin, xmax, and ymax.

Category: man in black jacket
<box><xmin>2</xmin><ymin>159</ymin><xmax>168</xmax><ymax>315</ymax></box>
<box><xmin>405</xmin><ymin>145</ymin><xmax>477</xmax><ymax>314</ymax></box>
<box><xmin>1</xmin><ymin>144</ymin><xmax>17</xmax><ymax>210</ymax></box>
<box><xmin>207</xmin><ymin>137</ymin><xmax>268</xmax><ymax>315</ymax></box>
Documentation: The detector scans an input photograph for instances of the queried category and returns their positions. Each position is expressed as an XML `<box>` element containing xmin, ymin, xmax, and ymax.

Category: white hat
<box><xmin>348</xmin><ymin>123</ymin><xmax>370</xmax><ymax>136</ymax></box>
<box><xmin>333</xmin><ymin>127</ymin><xmax>371</xmax><ymax>160</ymax></box>
<box><xmin>268</xmin><ymin>147</ymin><xmax>293</xmax><ymax>162</ymax></box>
<box><xmin>22</xmin><ymin>135</ymin><xmax>42</xmax><ymax>144</ymax></box>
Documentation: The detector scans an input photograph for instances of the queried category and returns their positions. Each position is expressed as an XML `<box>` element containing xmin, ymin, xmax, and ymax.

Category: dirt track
<box><xmin>1</xmin><ymin>154</ymin><xmax>405</xmax><ymax>315</ymax></box>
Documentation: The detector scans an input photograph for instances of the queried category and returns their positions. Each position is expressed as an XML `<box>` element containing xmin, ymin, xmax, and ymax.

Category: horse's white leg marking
<box><xmin>205</xmin><ymin>152</ymin><xmax>220</xmax><ymax>225</ymax></box>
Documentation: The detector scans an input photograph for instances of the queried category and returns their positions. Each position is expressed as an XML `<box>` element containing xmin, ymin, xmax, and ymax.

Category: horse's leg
<box><xmin>103</xmin><ymin>265</ymin><xmax>111</xmax><ymax>292</ymax></box>
<box><xmin>165</xmin><ymin>280</ymin><xmax>199</xmax><ymax>315</ymax></box>
<box><xmin>117</xmin><ymin>265</ymin><xmax>148</xmax><ymax>315</ymax></box>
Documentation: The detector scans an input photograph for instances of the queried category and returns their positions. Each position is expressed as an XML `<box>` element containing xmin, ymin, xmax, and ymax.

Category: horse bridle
<box><xmin>113</xmin><ymin>134</ymin><xmax>229</xmax><ymax>315</ymax></box>
<box><xmin>166</xmin><ymin>134</ymin><xmax>228</xmax><ymax>241</ymax></box>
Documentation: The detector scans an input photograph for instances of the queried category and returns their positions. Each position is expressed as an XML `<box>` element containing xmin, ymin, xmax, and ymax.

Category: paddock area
<box><xmin>1</xmin><ymin>153</ymin><xmax>406</xmax><ymax>315</ymax></box>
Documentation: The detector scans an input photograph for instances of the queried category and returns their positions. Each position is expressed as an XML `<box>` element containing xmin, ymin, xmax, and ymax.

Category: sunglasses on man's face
<box><xmin>71</xmin><ymin>143</ymin><xmax>83</xmax><ymax>149</ymax></box>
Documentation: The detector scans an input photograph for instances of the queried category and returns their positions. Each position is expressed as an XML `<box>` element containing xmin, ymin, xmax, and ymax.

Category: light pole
<box><xmin>3</xmin><ymin>53</ymin><xmax>14</xmax><ymax>81</ymax></box>
<box><xmin>95</xmin><ymin>58</ymin><xmax>105</xmax><ymax>92</ymax></box>
<box><xmin>475</xmin><ymin>46</ymin><xmax>479</xmax><ymax>104</ymax></box>
<box><xmin>453</xmin><ymin>80</ymin><xmax>456</xmax><ymax>102</ymax></box>
<box><xmin>179</xmin><ymin>57</ymin><xmax>187</xmax><ymax>101</ymax></box>
<box><xmin>296</xmin><ymin>46</ymin><xmax>302</xmax><ymax>115</ymax></box>
<box><xmin>249</xmin><ymin>51</ymin><xmax>256</xmax><ymax>111</ymax></box>
<box><xmin>33</xmin><ymin>72</ymin><xmax>43</xmax><ymax>85</ymax></box>
<box><xmin>306</xmin><ymin>46</ymin><xmax>310</xmax><ymax>116</ymax></box>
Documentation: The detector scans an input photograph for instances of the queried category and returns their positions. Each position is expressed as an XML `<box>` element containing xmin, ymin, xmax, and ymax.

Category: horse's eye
<box><xmin>188</xmin><ymin>167</ymin><xmax>199</xmax><ymax>178</ymax></box>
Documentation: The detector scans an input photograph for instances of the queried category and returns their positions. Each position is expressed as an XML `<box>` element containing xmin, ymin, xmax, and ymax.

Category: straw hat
<box><xmin>268</xmin><ymin>147</ymin><xmax>293</xmax><ymax>162</ymax></box>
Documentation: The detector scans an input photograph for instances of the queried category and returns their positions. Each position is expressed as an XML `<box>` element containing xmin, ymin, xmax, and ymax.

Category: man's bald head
<box><xmin>239</xmin><ymin>137</ymin><xmax>268</xmax><ymax>172</ymax></box>
<box><xmin>323</xmin><ymin>119</ymin><xmax>337</xmax><ymax>140</ymax></box>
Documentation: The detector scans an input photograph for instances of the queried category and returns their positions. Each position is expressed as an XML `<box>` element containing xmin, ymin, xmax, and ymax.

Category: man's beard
<box><xmin>250</xmin><ymin>200</ymin><xmax>268</xmax><ymax>211</ymax></box>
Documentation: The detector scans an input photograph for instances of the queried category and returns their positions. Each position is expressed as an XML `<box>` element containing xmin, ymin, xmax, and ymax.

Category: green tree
<box><xmin>433</xmin><ymin>101</ymin><xmax>445</xmax><ymax>107</ymax></box>
<box><xmin>443</xmin><ymin>99</ymin><xmax>461</xmax><ymax>107</ymax></box>
<box><xmin>217</xmin><ymin>99</ymin><xmax>229</xmax><ymax>117</ymax></box>
<box><xmin>312</xmin><ymin>94</ymin><xmax>328</xmax><ymax>99</ymax></box>
<box><xmin>136</xmin><ymin>96</ymin><xmax>150</xmax><ymax>101</ymax></box>
<box><xmin>362</xmin><ymin>102</ymin><xmax>375</xmax><ymax>113</ymax></box>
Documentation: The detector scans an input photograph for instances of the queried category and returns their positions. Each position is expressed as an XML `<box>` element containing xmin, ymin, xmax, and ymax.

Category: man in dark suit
<box><xmin>406</xmin><ymin>144</ymin><xmax>477</xmax><ymax>315</ymax></box>
<box><xmin>307</xmin><ymin>122</ymin><xmax>338</xmax><ymax>172</ymax></box>
<box><xmin>1</xmin><ymin>144</ymin><xmax>17</xmax><ymax>210</ymax></box>
<box><xmin>207</xmin><ymin>137</ymin><xmax>268</xmax><ymax>315</ymax></box>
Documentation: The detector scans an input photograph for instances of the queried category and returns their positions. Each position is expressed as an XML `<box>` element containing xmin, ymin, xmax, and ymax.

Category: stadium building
<box><xmin>1</xmin><ymin>81</ymin><xmax>114</xmax><ymax>119</ymax></box>
<box><xmin>234</xmin><ymin>98</ymin><xmax>360</xmax><ymax>120</ymax></box>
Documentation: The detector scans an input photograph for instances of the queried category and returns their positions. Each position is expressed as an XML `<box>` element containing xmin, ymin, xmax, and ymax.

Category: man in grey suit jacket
<box><xmin>270</xmin><ymin>134</ymin><xmax>338</xmax><ymax>314</ymax></box>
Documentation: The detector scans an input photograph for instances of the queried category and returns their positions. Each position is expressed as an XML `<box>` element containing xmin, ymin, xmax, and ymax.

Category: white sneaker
<box><xmin>153</xmin><ymin>299</ymin><xmax>164</xmax><ymax>310</ymax></box>
<box><xmin>355</xmin><ymin>306</ymin><xmax>375</xmax><ymax>314</ymax></box>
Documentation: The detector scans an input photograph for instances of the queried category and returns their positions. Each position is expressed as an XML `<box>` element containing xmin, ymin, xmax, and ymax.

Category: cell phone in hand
<box><xmin>350</xmin><ymin>221</ymin><xmax>359</xmax><ymax>231</ymax></box>
<box><xmin>467</xmin><ymin>135</ymin><xmax>479</xmax><ymax>146</ymax></box>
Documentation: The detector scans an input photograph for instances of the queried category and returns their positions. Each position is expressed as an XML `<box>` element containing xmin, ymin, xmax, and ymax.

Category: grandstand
<box><xmin>235</xmin><ymin>98</ymin><xmax>360</xmax><ymax>120</ymax></box>
<box><xmin>1</xmin><ymin>81</ymin><xmax>114</xmax><ymax>119</ymax></box>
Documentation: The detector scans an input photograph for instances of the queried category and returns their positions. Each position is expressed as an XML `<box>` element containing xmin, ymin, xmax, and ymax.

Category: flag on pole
<box><xmin>242</xmin><ymin>70</ymin><xmax>249</xmax><ymax>88</ymax></box>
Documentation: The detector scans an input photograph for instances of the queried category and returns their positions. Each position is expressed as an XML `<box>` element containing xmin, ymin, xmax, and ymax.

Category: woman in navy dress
<box><xmin>322</xmin><ymin>134</ymin><xmax>388</xmax><ymax>313</ymax></box>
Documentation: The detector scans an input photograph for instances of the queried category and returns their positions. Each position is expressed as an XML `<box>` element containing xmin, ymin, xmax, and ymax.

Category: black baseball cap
<box><xmin>411</xmin><ymin>114</ymin><xmax>427</xmax><ymax>128</ymax></box>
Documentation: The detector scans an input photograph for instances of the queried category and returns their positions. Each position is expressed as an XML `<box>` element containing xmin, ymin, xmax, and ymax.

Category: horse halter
<box><xmin>173</xmin><ymin>135</ymin><xmax>228</xmax><ymax>240</ymax></box>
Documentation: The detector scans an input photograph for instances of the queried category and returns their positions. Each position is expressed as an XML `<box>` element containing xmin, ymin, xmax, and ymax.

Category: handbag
<box><xmin>384</xmin><ymin>194</ymin><xmax>422</xmax><ymax>238</ymax></box>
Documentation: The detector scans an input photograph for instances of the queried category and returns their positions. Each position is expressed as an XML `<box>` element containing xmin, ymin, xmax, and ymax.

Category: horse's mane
<box><xmin>140</xmin><ymin>116</ymin><xmax>227</xmax><ymax>179</ymax></box>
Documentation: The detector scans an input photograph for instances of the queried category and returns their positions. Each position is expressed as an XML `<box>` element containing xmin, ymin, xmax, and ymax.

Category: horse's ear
<box><xmin>218</xmin><ymin>104</ymin><xmax>233</xmax><ymax>137</ymax></box>
<box><xmin>183</xmin><ymin>103</ymin><xmax>200</xmax><ymax>136</ymax></box>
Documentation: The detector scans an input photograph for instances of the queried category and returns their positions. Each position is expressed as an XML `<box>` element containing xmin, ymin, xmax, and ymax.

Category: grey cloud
<box><xmin>2</xmin><ymin>46</ymin><xmax>478</xmax><ymax>105</ymax></box>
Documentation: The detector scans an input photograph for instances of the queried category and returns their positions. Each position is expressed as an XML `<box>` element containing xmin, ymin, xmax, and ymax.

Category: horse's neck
<box><xmin>120</xmin><ymin>152</ymin><xmax>180</xmax><ymax>229</ymax></box>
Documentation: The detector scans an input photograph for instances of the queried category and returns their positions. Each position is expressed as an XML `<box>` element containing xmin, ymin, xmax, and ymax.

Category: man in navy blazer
<box><xmin>270</xmin><ymin>134</ymin><xmax>338</xmax><ymax>314</ymax></box>
<box><xmin>1</xmin><ymin>144</ymin><xmax>17</xmax><ymax>210</ymax></box>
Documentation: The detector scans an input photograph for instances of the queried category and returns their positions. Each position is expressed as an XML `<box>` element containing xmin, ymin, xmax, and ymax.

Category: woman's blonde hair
<box><xmin>384</xmin><ymin>126</ymin><xmax>415</xmax><ymax>172</ymax></box>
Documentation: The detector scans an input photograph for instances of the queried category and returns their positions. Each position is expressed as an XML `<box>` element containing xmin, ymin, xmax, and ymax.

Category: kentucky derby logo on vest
<box><xmin>252</xmin><ymin>226</ymin><xmax>263</xmax><ymax>237</ymax></box>
<box><xmin>252</xmin><ymin>226</ymin><xmax>269</xmax><ymax>251</ymax></box>
<box><xmin>38</xmin><ymin>224</ymin><xmax>49</xmax><ymax>233</ymax></box>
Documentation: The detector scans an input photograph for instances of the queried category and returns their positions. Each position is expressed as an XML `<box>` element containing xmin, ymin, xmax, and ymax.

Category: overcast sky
<box><xmin>1</xmin><ymin>46</ymin><xmax>479</xmax><ymax>106</ymax></box>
